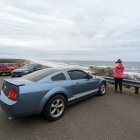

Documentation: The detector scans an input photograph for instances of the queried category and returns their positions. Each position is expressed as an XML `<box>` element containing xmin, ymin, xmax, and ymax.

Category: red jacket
<box><xmin>114</xmin><ymin>63</ymin><xmax>124</xmax><ymax>78</ymax></box>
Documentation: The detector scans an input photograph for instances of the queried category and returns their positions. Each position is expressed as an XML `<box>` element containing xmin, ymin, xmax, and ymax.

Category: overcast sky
<box><xmin>0</xmin><ymin>0</ymin><xmax>140</xmax><ymax>61</ymax></box>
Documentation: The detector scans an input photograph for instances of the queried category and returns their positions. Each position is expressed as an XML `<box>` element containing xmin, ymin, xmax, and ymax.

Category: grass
<box><xmin>0</xmin><ymin>58</ymin><xmax>32</xmax><ymax>65</ymax></box>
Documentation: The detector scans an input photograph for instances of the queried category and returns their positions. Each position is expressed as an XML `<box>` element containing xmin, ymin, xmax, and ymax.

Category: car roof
<box><xmin>52</xmin><ymin>67</ymin><xmax>83</xmax><ymax>72</ymax></box>
<box><xmin>21</xmin><ymin>68</ymin><xmax>86</xmax><ymax>82</ymax></box>
<box><xmin>23</xmin><ymin>63</ymin><xmax>43</xmax><ymax>66</ymax></box>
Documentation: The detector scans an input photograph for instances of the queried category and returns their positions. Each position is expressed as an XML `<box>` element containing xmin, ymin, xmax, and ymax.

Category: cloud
<box><xmin>0</xmin><ymin>0</ymin><xmax>140</xmax><ymax>61</ymax></box>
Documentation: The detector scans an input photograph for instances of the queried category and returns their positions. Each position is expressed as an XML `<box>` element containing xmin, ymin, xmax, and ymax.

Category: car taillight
<box><xmin>8</xmin><ymin>88</ymin><xmax>18</xmax><ymax>101</ymax></box>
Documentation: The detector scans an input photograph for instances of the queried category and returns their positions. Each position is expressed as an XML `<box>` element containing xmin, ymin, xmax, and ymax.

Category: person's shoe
<box><xmin>115</xmin><ymin>90</ymin><xmax>117</xmax><ymax>93</ymax></box>
<box><xmin>120</xmin><ymin>91</ymin><xmax>123</xmax><ymax>94</ymax></box>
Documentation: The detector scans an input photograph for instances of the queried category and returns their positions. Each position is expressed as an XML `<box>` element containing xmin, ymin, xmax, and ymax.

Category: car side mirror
<box><xmin>88</xmin><ymin>75</ymin><xmax>93</xmax><ymax>79</ymax></box>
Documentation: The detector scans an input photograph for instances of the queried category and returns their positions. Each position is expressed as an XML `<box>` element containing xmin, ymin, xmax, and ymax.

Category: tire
<box><xmin>98</xmin><ymin>82</ymin><xmax>106</xmax><ymax>96</ymax></box>
<box><xmin>43</xmin><ymin>95</ymin><xmax>66</xmax><ymax>121</ymax></box>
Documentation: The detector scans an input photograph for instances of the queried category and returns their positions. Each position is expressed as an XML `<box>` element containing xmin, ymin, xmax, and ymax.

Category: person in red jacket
<box><xmin>114</xmin><ymin>59</ymin><xmax>125</xmax><ymax>93</ymax></box>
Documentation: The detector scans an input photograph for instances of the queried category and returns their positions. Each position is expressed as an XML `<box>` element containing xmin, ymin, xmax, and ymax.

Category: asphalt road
<box><xmin>0</xmin><ymin>76</ymin><xmax>140</xmax><ymax>140</ymax></box>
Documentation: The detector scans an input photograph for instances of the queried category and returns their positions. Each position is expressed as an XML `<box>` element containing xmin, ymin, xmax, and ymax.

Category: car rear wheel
<box><xmin>43</xmin><ymin>95</ymin><xmax>66</xmax><ymax>121</ymax></box>
<box><xmin>98</xmin><ymin>82</ymin><xmax>106</xmax><ymax>96</ymax></box>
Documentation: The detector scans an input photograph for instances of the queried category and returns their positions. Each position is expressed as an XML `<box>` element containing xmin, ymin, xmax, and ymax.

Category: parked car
<box><xmin>11</xmin><ymin>63</ymin><xmax>45</xmax><ymax>77</ymax></box>
<box><xmin>0</xmin><ymin>63</ymin><xmax>20</xmax><ymax>76</ymax></box>
<box><xmin>6</xmin><ymin>63</ymin><xmax>20</xmax><ymax>73</ymax></box>
<box><xmin>0</xmin><ymin>68</ymin><xmax>106</xmax><ymax>121</ymax></box>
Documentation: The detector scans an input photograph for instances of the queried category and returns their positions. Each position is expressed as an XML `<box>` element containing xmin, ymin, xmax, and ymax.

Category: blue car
<box><xmin>0</xmin><ymin>68</ymin><xmax>106</xmax><ymax>121</ymax></box>
<box><xmin>11</xmin><ymin>63</ymin><xmax>46</xmax><ymax>77</ymax></box>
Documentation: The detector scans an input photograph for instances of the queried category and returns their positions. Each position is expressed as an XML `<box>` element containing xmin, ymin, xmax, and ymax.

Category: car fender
<box><xmin>99</xmin><ymin>78</ymin><xmax>106</xmax><ymax>85</ymax></box>
<box><xmin>38</xmin><ymin>87</ymin><xmax>69</xmax><ymax>113</ymax></box>
<box><xmin>93</xmin><ymin>76</ymin><xmax>106</xmax><ymax>87</ymax></box>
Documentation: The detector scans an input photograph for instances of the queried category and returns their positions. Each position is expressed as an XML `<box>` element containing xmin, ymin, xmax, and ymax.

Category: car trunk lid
<box><xmin>2</xmin><ymin>78</ymin><xmax>34</xmax><ymax>97</ymax></box>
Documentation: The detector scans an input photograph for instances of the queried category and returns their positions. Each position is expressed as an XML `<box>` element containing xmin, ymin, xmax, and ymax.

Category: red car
<box><xmin>0</xmin><ymin>63</ymin><xmax>20</xmax><ymax>76</ymax></box>
<box><xmin>0</xmin><ymin>63</ymin><xmax>7</xmax><ymax>75</ymax></box>
<box><xmin>6</xmin><ymin>63</ymin><xmax>20</xmax><ymax>73</ymax></box>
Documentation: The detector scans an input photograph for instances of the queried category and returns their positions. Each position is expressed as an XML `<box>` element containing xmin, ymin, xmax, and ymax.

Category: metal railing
<box><xmin>103</xmin><ymin>76</ymin><xmax>140</xmax><ymax>94</ymax></box>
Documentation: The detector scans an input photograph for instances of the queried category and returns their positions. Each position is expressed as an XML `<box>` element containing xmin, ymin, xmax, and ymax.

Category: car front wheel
<box><xmin>98</xmin><ymin>82</ymin><xmax>106</xmax><ymax>96</ymax></box>
<box><xmin>43</xmin><ymin>95</ymin><xmax>66</xmax><ymax>121</ymax></box>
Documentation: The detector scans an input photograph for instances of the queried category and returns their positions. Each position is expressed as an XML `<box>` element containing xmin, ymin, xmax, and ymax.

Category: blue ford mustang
<box><xmin>0</xmin><ymin>68</ymin><xmax>106</xmax><ymax>121</ymax></box>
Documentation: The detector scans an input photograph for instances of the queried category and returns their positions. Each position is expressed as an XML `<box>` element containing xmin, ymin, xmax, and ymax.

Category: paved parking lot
<box><xmin>0</xmin><ymin>76</ymin><xmax>140</xmax><ymax>140</ymax></box>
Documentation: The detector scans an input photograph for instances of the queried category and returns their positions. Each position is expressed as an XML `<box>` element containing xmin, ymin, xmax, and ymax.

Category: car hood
<box><xmin>12</xmin><ymin>68</ymin><xmax>30</xmax><ymax>73</ymax></box>
<box><xmin>91</xmin><ymin>75</ymin><xmax>106</xmax><ymax>80</ymax></box>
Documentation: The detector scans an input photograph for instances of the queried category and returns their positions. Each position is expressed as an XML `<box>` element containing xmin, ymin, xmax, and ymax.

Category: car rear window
<box><xmin>22</xmin><ymin>68</ymin><xmax>59</xmax><ymax>82</ymax></box>
<box><xmin>22</xmin><ymin>64</ymin><xmax>34</xmax><ymax>69</ymax></box>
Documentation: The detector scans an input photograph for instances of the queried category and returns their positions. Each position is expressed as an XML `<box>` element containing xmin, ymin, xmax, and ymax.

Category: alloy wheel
<box><xmin>50</xmin><ymin>98</ymin><xmax>65</xmax><ymax>118</ymax></box>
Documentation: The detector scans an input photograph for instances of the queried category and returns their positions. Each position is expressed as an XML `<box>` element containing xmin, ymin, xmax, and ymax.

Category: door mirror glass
<box><xmin>88</xmin><ymin>75</ymin><xmax>93</xmax><ymax>79</ymax></box>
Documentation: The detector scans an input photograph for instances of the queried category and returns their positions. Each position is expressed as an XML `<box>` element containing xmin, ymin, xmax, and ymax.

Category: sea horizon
<box><xmin>32</xmin><ymin>59</ymin><xmax>140</xmax><ymax>75</ymax></box>
<box><xmin>1</xmin><ymin>58</ymin><xmax>140</xmax><ymax>75</ymax></box>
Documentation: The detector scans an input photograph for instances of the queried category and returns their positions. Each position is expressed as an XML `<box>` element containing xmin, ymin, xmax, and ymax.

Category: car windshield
<box><xmin>22</xmin><ymin>64</ymin><xmax>34</xmax><ymax>69</ymax></box>
<box><xmin>8</xmin><ymin>64</ymin><xmax>14</xmax><ymax>66</ymax></box>
<box><xmin>22</xmin><ymin>68</ymin><xmax>59</xmax><ymax>82</ymax></box>
<box><xmin>0</xmin><ymin>64</ymin><xmax>5</xmax><ymax>67</ymax></box>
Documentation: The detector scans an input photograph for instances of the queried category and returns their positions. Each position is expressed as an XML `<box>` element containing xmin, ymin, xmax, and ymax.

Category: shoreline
<box><xmin>33</xmin><ymin>59</ymin><xmax>140</xmax><ymax>81</ymax></box>
<box><xmin>1</xmin><ymin>58</ymin><xmax>140</xmax><ymax>81</ymax></box>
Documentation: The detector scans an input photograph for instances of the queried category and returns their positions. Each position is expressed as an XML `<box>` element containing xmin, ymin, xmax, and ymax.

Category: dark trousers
<box><xmin>114</xmin><ymin>78</ymin><xmax>123</xmax><ymax>91</ymax></box>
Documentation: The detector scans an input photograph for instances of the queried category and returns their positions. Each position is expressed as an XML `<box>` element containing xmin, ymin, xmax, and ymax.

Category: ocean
<box><xmin>34</xmin><ymin>59</ymin><xmax>140</xmax><ymax>76</ymax></box>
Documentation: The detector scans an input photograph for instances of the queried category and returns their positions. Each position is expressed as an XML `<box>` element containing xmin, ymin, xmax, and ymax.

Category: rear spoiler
<box><xmin>4</xmin><ymin>78</ymin><xmax>34</xmax><ymax>86</ymax></box>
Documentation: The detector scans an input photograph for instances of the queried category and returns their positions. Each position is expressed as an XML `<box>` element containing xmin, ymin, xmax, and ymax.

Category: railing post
<box><xmin>135</xmin><ymin>87</ymin><xmax>139</xmax><ymax>94</ymax></box>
